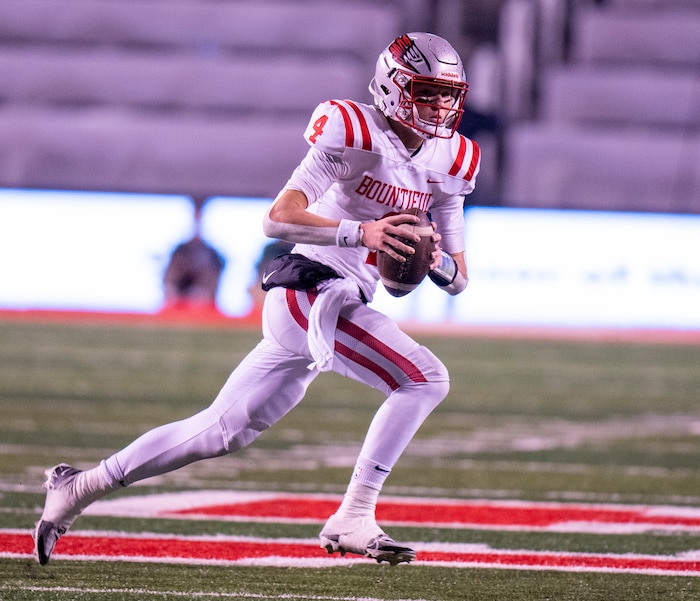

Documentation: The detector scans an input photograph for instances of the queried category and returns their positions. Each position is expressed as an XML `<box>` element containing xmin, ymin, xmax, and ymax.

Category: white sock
<box><xmin>72</xmin><ymin>466</ymin><xmax>120</xmax><ymax>506</ymax></box>
<box><xmin>335</xmin><ymin>481</ymin><xmax>380</xmax><ymax>519</ymax></box>
<box><xmin>334</xmin><ymin>457</ymin><xmax>391</xmax><ymax>519</ymax></box>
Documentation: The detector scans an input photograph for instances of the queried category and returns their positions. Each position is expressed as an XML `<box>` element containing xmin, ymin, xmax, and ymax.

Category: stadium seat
<box><xmin>0</xmin><ymin>0</ymin><xmax>405</xmax><ymax>196</ymax></box>
<box><xmin>539</xmin><ymin>65</ymin><xmax>700</xmax><ymax>128</ymax></box>
<box><xmin>0</xmin><ymin>106</ymin><xmax>310</xmax><ymax>199</ymax></box>
<box><xmin>0</xmin><ymin>0</ymin><xmax>399</xmax><ymax>65</ymax></box>
<box><xmin>0</xmin><ymin>47</ymin><xmax>369</xmax><ymax>114</ymax></box>
<box><xmin>607</xmin><ymin>0</ymin><xmax>700</xmax><ymax>6</ymax></box>
<box><xmin>571</xmin><ymin>6</ymin><xmax>700</xmax><ymax>66</ymax></box>
<box><xmin>501</xmin><ymin>124</ymin><xmax>700</xmax><ymax>213</ymax></box>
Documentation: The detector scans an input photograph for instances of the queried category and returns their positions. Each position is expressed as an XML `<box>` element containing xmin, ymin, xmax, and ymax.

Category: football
<box><xmin>377</xmin><ymin>208</ymin><xmax>434</xmax><ymax>297</ymax></box>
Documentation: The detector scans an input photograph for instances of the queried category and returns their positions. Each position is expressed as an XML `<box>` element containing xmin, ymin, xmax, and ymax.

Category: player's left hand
<box><xmin>429</xmin><ymin>222</ymin><xmax>442</xmax><ymax>271</ymax></box>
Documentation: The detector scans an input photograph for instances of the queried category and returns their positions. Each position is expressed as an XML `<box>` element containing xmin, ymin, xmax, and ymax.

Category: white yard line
<box><xmin>0</xmin><ymin>585</ymin><xmax>431</xmax><ymax>601</ymax></box>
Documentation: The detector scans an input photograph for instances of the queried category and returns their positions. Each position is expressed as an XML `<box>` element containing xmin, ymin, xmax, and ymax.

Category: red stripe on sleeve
<box><xmin>329</xmin><ymin>100</ymin><xmax>354</xmax><ymax>149</ymax></box>
<box><xmin>344</xmin><ymin>100</ymin><xmax>372</xmax><ymax>151</ymax></box>
<box><xmin>448</xmin><ymin>135</ymin><xmax>467</xmax><ymax>177</ymax></box>
<box><xmin>465</xmin><ymin>139</ymin><xmax>480</xmax><ymax>181</ymax></box>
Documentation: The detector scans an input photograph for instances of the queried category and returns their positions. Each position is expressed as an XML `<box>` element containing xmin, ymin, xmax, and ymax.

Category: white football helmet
<box><xmin>369</xmin><ymin>32</ymin><xmax>469</xmax><ymax>139</ymax></box>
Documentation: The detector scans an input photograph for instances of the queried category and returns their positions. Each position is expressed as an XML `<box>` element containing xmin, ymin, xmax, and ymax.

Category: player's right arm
<box><xmin>263</xmin><ymin>187</ymin><xmax>419</xmax><ymax>262</ymax></box>
<box><xmin>264</xmin><ymin>101</ymin><xmax>419</xmax><ymax>260</ymax></box>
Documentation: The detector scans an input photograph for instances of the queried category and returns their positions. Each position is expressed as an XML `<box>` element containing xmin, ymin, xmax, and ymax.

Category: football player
<box><xmin>34</xmin><ymin>32</ymin><xmax>480</xmax><ymax>566</ymax></box>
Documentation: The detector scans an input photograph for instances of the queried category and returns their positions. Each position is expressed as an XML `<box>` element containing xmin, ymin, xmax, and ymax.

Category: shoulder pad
<box><xmin>303</xmin><ymin>100</ymin><xmax>374</xmax><ymax>156</ymax></box>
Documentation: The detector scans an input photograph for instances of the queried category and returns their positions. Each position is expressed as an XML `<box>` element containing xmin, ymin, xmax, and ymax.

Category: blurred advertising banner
<box><xmin>1</xmin><ymin>189</ymin><xmax>698</xmax><ymax>330</ymax></box>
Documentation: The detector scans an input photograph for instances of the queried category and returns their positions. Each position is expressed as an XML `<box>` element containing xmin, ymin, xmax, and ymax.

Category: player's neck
<box><xmin>387</xmin><ymin>118</ymin><xmax>424</xmax><ymax>154</ymax></box>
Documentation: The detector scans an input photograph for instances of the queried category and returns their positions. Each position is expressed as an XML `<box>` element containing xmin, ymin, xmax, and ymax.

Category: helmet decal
<box><xmin>388</xmin><ymin>34</ymin><xmax>430</xmax><ymax>74</ymax></box>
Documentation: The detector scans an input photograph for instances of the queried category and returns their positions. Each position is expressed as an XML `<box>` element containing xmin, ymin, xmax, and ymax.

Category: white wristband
<box><xmin>336</xmin><ymin>219</ymin><xmax>363</xmax><ymax>247</ymax></box>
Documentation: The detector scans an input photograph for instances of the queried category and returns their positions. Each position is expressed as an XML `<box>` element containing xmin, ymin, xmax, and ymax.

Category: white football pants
<box><xmin>101</xmin><ymin>286</ymin><xmax>450</xmax><ymax>487</ymax></box>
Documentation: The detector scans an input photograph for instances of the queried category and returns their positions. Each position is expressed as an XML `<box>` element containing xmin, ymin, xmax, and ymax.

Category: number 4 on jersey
<box><xmin>308</xmin><ymin>115</ymin><xmax>329</xmax><ymax>144</ymax></box>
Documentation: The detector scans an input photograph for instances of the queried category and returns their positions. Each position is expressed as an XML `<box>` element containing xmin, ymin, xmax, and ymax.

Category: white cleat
<box><xmin>319</xmin><ymin>514</ymin><xmax>416</xmax><ymax>565</ymax></box>
<box><xmin>33</xmin><ymin>463</ymin><xmax>85</xmax><ymax>565</ymax></box>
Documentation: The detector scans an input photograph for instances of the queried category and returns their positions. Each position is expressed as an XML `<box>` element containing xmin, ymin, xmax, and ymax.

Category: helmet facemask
<box><xmin>393</xmin><ymin>72</ymin><xmax>468</xmax><ymax>139</ymax></box>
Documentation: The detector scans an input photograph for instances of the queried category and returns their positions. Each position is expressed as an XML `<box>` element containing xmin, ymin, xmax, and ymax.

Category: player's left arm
<box><xmin>426</xmin><ymin>134</ymin><xmax>478</xmax><ymax>295</ymax></box>
<box><xmin>427</xmin><ymin>199</ymin><xmax>469</xmax><ymax>295</ymax></box>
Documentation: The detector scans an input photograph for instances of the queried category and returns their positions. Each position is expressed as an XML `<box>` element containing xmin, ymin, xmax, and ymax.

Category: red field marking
<box><xmin>419</xmin><ymin>548</ymin><xmax>700</xmax><ymax>575</ymax></box>
<box><xmin>1</xmin><ymin>531</ymin><xmax>321</xmax><ymax>562</ymax></box>
<box><xmin>2</xmin><ymin>309</ymin><xmax>699</xmax><ymax>344</ymax></box>
<box><xmin>161</xmin><ymin>495</ymin><xmax>700</xmax><ymax>532</ymax></box>
<box><xmin>3</xmin><ymin>530</ymin><xmax>700</xmax><ymax>575</ymax></box>
<box><xmin>0</xmin><ymin>308</ymin><xmax>259</xmax><ymax>329</ymax></box>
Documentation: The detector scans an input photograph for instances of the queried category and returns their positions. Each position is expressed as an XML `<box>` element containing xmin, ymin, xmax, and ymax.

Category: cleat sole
<box><xmin>33</xmin><ymin>520</ymin><xmax>60</xmax><ymax>566</ymax></box>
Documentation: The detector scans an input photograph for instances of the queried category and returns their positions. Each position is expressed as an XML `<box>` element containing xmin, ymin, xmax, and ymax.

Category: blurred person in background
<box><xmin>34</xmin><ymin>32</ymin><xmax>479</xmax><ymax>567</ymax></box>
<box><xmin>162</xmin><ymin>204</ymin><xmax>225</xmax><ymax>312</ymax></box>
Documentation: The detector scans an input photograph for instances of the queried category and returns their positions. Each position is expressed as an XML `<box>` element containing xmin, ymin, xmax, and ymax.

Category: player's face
<box><xmin>411</xmin><ymin>82</ymin><xmax>460</xmax><ymax>125</ymax></box>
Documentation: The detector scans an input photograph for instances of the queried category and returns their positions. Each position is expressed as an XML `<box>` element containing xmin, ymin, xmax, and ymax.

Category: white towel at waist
<box><xmin>307</xmin><ymin>278</ymin><xmax>358</xmax><ymax>372</ymax></box>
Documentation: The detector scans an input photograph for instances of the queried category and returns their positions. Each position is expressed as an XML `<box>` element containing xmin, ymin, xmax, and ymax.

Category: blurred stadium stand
<box><xmin>0</xmin><ymin>0</ymin><xmax>417</xmax><ymax>199</ymax></box>
<box><xmin>499</xmin><ymin>0</ymin><xmax>700</xmax><ymax>213</ymax></box>
<box><xmin>0</xmin><ymin>0</ymin><xmax>698</xmax><ymax>213</ymax></box>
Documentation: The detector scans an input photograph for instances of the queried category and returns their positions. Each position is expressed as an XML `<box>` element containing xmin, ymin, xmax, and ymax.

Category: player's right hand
<box><xmin>360</xmin><ymin>213</ymin><xmax>420</xmax><ymax>262</ymax></box>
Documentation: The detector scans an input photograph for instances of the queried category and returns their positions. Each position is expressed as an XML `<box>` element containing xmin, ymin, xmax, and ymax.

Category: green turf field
<box><xmin>1</xmin><ymin>319</ymin><xmax>700</xmax><ymax>600</ymax></box>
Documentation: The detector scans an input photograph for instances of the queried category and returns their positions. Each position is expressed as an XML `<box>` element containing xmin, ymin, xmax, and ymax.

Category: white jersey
<box><xmin>284</xmin><ymin>99</ymin><xmax>480</xmax><ymax>302</ymax></box>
